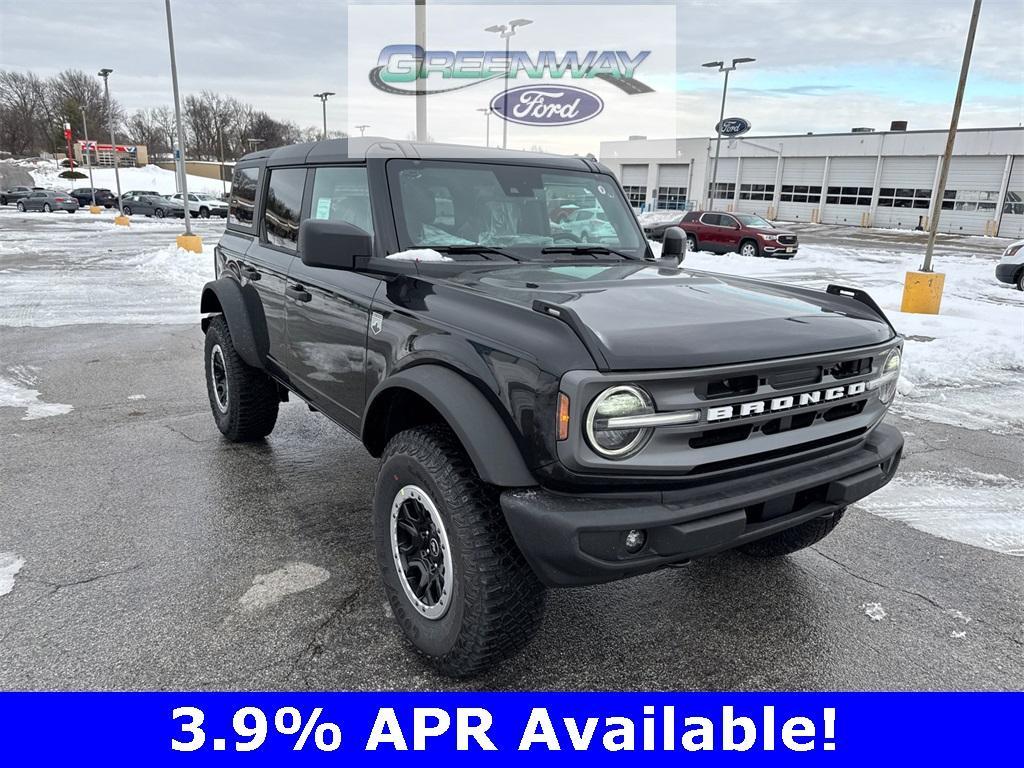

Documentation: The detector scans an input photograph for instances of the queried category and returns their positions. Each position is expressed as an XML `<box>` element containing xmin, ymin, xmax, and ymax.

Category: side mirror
<box><xmin>662</xmin><ymin>226</ymin><xmax>687</xmax><ymax>264</ymax></box>
<box><xmin>299</xmin><ymin>219</ymin><xmax>372</xmax><ymax>270</ymax></box>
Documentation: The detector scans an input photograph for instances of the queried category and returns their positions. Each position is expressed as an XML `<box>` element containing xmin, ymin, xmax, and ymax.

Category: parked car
<box><xmin>199</xmin><ymin>138</ymin><xmax>903</xmax><ymax>677</ymax></box>
<box><xmin>68</xmin><ymin>187</ymin><xmax>118</xmax><ymax>208</ymax></box>
<box><xmin>995</xmin><ymin>238</ymin><xmax>1024</xmax><ymax>291</ymax></box>
<box><xmin>0</xmin><ymin>185</ymin><xmax>33</xmax><ymax>205</ymax></box>
<box><xmin>555</xmin><ymin>206</ymin><xmax>617</xmax><ymax>242</ymax></box>
<box><xmin>661</xmin><ymin>211</ymin><xmax>799</xmax><ymax>258</ymax></box>
<box><xmin>16</xmin><ymin>189</ymin><xmax>79</xmax><ymax>213</ymax></box>
<box><xmin>120</xmin><ymin>193</ymin><xmax>186</xmax><ymax>218</ymax></box>
<box><xmin>169</xmin><ymin>192</ymin><xmax>229</xmax><ymax>218</ymax></box>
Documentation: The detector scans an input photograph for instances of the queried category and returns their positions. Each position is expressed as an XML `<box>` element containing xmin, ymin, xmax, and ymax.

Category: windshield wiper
<box><xmin>540</xmin><ymin>245</ymin><xmax>641</xmax><ymax>261</ymax></box>
<box><xmin>430</xmin><ymin>245</ymin><xmax>520</xmax><ymax>261</ymax></box>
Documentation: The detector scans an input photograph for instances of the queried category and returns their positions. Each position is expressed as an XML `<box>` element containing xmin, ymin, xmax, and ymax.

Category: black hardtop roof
<box><xmin>237</xmin><ymin>137</ymin><xmax>599</xmax><ymax>172</ymax></box>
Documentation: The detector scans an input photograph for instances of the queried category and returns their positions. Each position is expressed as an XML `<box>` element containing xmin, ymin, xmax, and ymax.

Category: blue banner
<box><xmin>0</xmin><ymin>693</ymin><xmax>1017</xmax><ymax>763</ymax></box>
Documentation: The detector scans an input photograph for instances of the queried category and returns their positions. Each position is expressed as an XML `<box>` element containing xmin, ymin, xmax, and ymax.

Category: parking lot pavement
<box><xmin>1</xmin><ymin>213</ymin><xmax>1022</xmax><ymax>691</ymax></box>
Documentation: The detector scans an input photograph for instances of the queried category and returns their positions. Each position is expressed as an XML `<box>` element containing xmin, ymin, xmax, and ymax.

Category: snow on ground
<box><xmin>0</xmin><ymin>553</ymin><xmax>26</xmax><ymax>597</ymax></box>
<box><xmin>11</xmin><ymin>156</ymin><xmax>227</xmax><ymax>198</ymax></box>
<box><xmin>859</xmin><ymin>469</ymin><xmax>1024</xmax><ymax>557</ymax></box>
<box><xmin>653</xmin><ymin>239</ymin><xmax>1024</xmax><ymax>435</ymax></box>
<box><xmin>0</xmin><ymin>365</ymin><xmax>72</xmax><ymax>420</ymax></box>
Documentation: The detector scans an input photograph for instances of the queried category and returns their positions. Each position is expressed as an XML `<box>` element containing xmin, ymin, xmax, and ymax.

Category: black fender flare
<box><xmin>363</xmin><ymin>365</ymin><xmax>537</xmax><ymax>488</ymax></box>
<box><xmin>199</xmin><ymin>277</ymin><xmax>269</xmax><ymax>369</ymax></box>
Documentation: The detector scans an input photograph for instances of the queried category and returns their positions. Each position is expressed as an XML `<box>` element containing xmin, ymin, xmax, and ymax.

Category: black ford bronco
<box><xmin>201</xmin><ymin>138</ymin><xmax>903</xmax><ymax>677</ymax></box>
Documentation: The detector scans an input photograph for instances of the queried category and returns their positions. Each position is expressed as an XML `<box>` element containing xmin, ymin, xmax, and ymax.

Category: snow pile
<box><xmin>385</xmin><ymin>248</ymin><xmax>452</xmax><ymax>262</ymax></box>
<box><xmin>0</xmin><ymin>366</ymin><xmax>72</xmax><ymax>420</ymax></box>
<box><xmin>15</xmin><ymin>157</ymin><xmax>226</xmax><ymax>198</ymax></box>
<box><xmin>0</xmin><ymin>553</ymin><xmax>25</xmax><ymax>597</ymax></box>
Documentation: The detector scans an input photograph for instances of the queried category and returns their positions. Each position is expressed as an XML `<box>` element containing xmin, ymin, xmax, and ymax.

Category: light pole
<box><xmin>97</xmin><ymin>68</ymin><xmax>126</xmax><ymax>225</ymax></box>
<box><xmin>217</xmin><ymin>123</ymin><xmax>227</xmax><ymax>197</ymax></box>
<box><xmin>355</xmin><ymin>124</ymin><xmax>370</xmax><ymax>137</ymax></box>
<box><xmin>902</xmin><ymin>0</ymin><xmax>983</xmax><ymax>314</ymax></box>
<box><xmin>702</xmin><ymin>57</ymin><xmax>755</xmax><ymax>210</ymax></box>
<box><xmin>476</xmin><ymin>107</ymin><xmax>492</xmax><ymax>148</ymax></box>
<box><xmin>164</xmin><ymin>0</ymin><xmax>200</xmax><ymax>250</ymax></box>
<box><xmin>314</xmin><ymin>92</ymin><xmax>335</xmax><ymax>140</ymax></box>
<box><xmin>484</xmin><ymin>17</ymin><xmax>532</xmax><ymax>149</ymax></box>
<box><xmin>79</xmin><ymin>105</ymin><xmax>98</xmax><ymax>212</ymax></box>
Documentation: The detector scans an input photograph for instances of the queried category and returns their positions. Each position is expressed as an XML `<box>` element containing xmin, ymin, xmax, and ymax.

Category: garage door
<box><xmin>619</xmin><ymin>164</ymin><xmax>649</xmax><ymax>210</ymax></box>
<box><xmin>655</xmin><ymin>163</ymin><xmax>688</xmax><ymax>210</ymax></box>
<box><xmin>737</xmin><ymin>157</ymin><xmax>777</xmax><ymax>217</ymax></box>
<box><xmin>822</xmin><ymin>156</ymin><xmax>876</xmax><ymax>226</ymax></box>
<box><xmin>874</xmin><ymin>156</ymin><xmax>936</xmax><ymax>231</ymax></box>
<box><xmin>998</xmin><ymin>156</ymin><xmax>1024</xmax><ymax>239</ymax></box>
<box><xmin>777</xmin><ymin>157</ymin><xmax>824</xmax><ymax>222</ymax></box>
<box><xmin>707</xmin><ymin>158</ymin><xmax>738</xmax><ymax>208</ymax></box>
<box><xmin>938</xmin><ymin>156</ymin><xmax>1006</xmax><ymax>235</ymax></box>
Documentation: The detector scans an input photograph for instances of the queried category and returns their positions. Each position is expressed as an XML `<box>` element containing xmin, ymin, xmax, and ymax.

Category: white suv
<box><xmin>170</xmin><ymin>192</ymin><xmax>228</xmax><ymax>219</ymax></box>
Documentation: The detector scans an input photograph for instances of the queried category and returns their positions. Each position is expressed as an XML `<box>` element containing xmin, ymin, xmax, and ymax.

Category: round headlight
<box><xmin>877</xmin><ymin>347</ymin><xmax>902</xmax><ymax>404</ymax></box>
<box><xmin>585</xmin><ymin>385</ymin><xmax>655</xmax><ymax>459</ymax></box>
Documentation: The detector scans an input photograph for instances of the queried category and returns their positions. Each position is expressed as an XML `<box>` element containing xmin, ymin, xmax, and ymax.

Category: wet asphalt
<box><xmin>0</xmin><ymin>214</ymin><xmax>1022</xmax><ymax>691</ymax></box>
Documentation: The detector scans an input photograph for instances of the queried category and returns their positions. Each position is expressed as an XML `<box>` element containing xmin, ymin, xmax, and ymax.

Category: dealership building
<box><xmin>599</xmin><ymin>126</ymin><xmax>1024</xmax><ymax>238</ymax></box>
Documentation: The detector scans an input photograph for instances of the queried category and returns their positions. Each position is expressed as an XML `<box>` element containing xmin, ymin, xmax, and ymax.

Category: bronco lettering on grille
<box><xmin>706</xmin><ymin>381</ymin><xmax>867</xmax><ymax>423</ymax></box>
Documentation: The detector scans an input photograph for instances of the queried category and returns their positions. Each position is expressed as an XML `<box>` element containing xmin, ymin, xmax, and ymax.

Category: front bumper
<box><xmin>502</xmin><ymin>423</ymin><xmax>902</xmax><ymax>586</ymax></box>
<box><xmin>763</xmin><ymin>242</ymin><xmax>798</xmax><ymax>256</ymax></box>
<box><xmin>995</xmin><ymin>262</ymin><xmax>1021</xmax><ymax>284</ymax></box>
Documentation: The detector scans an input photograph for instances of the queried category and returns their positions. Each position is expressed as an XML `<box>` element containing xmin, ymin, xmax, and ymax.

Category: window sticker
<box><xmin>315</xmin><ymin>197</ymin><xmax>332</xmax><ymax>220</ymax></box>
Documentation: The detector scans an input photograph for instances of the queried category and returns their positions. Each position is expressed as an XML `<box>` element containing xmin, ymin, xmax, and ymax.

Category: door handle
<box><xmin>240</xmin><ymin>265</ymin><xmax>260</xmax><ymax>281</ymax></box>
<box><xmin>286</xmin><ymin>284</ymin><xmax>312</xmax><ymax>302</ymax></box>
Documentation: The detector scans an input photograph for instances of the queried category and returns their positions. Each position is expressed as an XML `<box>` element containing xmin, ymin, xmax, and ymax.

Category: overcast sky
<box><xmin>1</xmin><ymin>0</ymin><xmax>1021</xmax><ymax>153</ymax></box>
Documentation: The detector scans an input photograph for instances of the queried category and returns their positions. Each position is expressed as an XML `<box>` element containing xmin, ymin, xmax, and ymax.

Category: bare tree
<box><xmin>0</xmin><ymin>70</ymin><xmax>50</xmax><ymax>155</ymax></box>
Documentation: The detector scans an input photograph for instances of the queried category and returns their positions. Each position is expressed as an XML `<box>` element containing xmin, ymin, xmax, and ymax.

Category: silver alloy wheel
<box><xmin>390</xmin><ymin>484</ymin><xmax>453</xmax><ymax>620</ymax></box>
<box><xmin>686</xmin><ymin>234</ymin><xmax>697</xmax><ymax>252</ymax></box>
<box><xmin>43</xmin><ymin>203</ymin><xmax>51</xmax><ymax>213</ymax></box>
<box><xmin>209</xmin><ymin>344</ymin><xmax>229</xmax><ymax>413</ymax></box>
<box><xmin>741</xmin><ymin>241</ymin><xmax>758</xmax><ymax>258</ymax></box>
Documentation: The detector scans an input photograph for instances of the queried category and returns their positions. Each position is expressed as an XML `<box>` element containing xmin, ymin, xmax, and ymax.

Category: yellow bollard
<box><xmin>176</xmin><ymin>233</ymin><xmax>204</xmax><ymax>253</ymax></box>
<box><xmin>900</xmin><ymin>271</ymin><xmax>945</xmax><ymax>314</ymax></box>
<box><xmin>89</xmin><ymin>205</ymin><xmax>102</xmax><ymax>214</ymax></box>
<box><xmin>114</xmin><ymin>215</ymin><xmax>130</xmax><ymax>226</ymax></box>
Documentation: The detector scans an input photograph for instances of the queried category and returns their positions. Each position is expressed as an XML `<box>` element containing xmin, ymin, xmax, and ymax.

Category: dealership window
<box><xmin>877</xmin><ymin>188</ymin><xmax>932</xmax><ymax>209</ymax></box>
<box><xmin>708</xmin><ymin>182</ymin><xmax>735</xmax><ymax>199</ymax></box>
<box><xmin>228</xmin><ymin>166</ymin><xmax>260</xmax><ymax>227</ymax></box>
<box><xmin>1003</xmin><ymin>191</ymin><xmax>1024</xmax><ymax>215</ymax></box>
<box><xmin>739</xmin><ymin>183</ymin><xmax>775</xmax><ymax>201</ymax></box>
<box><xmin>825</xmin><ymin>186</ymin><xmax>873</xmax><ymax>205</ymax></box>
<box><xmin>943</xmin><ymin>189</ymin><xmax>1000</xmax><ymax>212</ymax></box>
<box><xmin>779</xmin><ymin>185</ymin><xmax>822</xmax><ymax>203</ymax></box>
<box><xmin>621</xmin><ymin>185</ymin><xmax>647</xmax><ymax>209</ymax></box>
<box><xmin>263</xmin><ymin>167</ymin><xmax>307</xmax><ymax>250</ymax></box>
<box><xmin>655</xmin><ymin>186</ymin><xmax>687</xmax><ymax>210</ymax></box>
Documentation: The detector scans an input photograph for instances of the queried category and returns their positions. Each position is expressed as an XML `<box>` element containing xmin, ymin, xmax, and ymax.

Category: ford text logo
<box><xmin>716</xmin><ymin>117</ymin><xmax>752</xmax><ymax>136</ymax></box>
<box><xmin>490</xmin><ymin>85</ymin><xmax>604</xmax><ymax>127</ymax></box>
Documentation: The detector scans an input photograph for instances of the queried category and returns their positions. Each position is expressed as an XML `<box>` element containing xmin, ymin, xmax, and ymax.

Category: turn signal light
<box><xmin>557</xmin><ymin>393</ymin><xmax>570</xmax><ymax>441</ymax></box>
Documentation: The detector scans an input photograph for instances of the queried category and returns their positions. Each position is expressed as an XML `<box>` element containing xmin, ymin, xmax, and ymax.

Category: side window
<box><xmin>309</xmin><ymin>166</ymin><xmax>373</xmax><ymax>235</ymax></box>
<box><xmin>700</xmin><ymin>213</ymin><xmax>721</xmax><ymax>226</ymax></box>
<box><xmin>263</xmin><ymin>167</ymin><xmax>307</xmax><ymax>250</ymax></box>
<box><xmin>720</xmin><ymin>215</ymin><xmax>738</xmax><ymax>228</ymax></box>
<box><xmin>228</xmin><ymin>166</ymin><xmax>261</xmax><ymax>228</ymax></box>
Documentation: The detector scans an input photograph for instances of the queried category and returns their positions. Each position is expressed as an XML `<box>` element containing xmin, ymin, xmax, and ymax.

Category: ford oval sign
<box><xmin>716</xmin><ymin>117</ymin><xmax>752</xmax><ymax>136</ymax></box>
<box><xmin>490</xmin><ymin>85</ymin><xmax>604</xmax><ymax>127</ymax></box>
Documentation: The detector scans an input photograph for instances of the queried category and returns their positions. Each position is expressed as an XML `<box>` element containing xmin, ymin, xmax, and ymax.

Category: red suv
<box><xmin>645</xmin><ymin>211</ymin><xmax>799</xmax><ymax>259</ymax></box>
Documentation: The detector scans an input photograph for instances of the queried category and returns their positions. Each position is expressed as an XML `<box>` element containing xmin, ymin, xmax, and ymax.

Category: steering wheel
<box><xmin>550</xmin><ymin>231</ymin><xmax>582</xmax><ymax>243</ymax></box>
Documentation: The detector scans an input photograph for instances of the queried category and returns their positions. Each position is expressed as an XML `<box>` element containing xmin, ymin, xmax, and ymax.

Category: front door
<box><xmin>285</xmin><ymin>165</ymin><xmax>381</xmax><ymax>431</ymax></box>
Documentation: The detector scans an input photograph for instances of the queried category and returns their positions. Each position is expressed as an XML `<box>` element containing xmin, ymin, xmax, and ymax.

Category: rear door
<box><xmin>285</xmin><ymin>164</ymin><xmax>382</xmax><ymax>431</ymax></box>
<box><xmin>243</xmin><ymin>166</ymin><xmax>305</xmax><ymax>369</ymax></box>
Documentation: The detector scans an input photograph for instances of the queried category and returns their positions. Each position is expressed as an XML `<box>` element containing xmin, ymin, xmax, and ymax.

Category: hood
<box><xmin>442</xmin><ymin>262</ymin><xmax>893</xmax><ymax>370</ymax></box>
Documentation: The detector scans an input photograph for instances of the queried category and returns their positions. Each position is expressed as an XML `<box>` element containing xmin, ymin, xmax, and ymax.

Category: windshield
<box><xmin>735</xmin><ymin>213</ymin><xmax>774</xmax><ymax>229</ymax></box>
<box><xmin>387</xmin><ymin>159</ymin><xmax>646</xmax><ymax>259</ymax></box>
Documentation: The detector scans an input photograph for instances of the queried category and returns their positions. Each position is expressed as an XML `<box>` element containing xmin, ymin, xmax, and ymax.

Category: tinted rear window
<box><xmin>229</xmin><ymin>167</ymin><xmax>261</xmax><ymax>228</ymax></box>
<box><xmin>683</xmin><ymin>211</ymin><xmax>701</xmax><ymax>222</ymax></box>
<box><xmin>263</xmin><ymin>168</ymin><xmax>307</xmax><ymax>250</ymax></box>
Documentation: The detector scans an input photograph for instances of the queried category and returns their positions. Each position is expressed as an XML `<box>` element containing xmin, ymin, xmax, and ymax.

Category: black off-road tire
<box><xmin>739</xmin><ymin>508</ymin><xmax>846</xmax><ymax>558</ymax></box>
<box><xmin>374</xmin><ymin>425</ymin><xmax>545</xmax><ymax>678</ymax></box>
<box><xmin>203</xmin><ymin>315</ymin><xmax>279</xmax><ymax>441</ymax></box>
